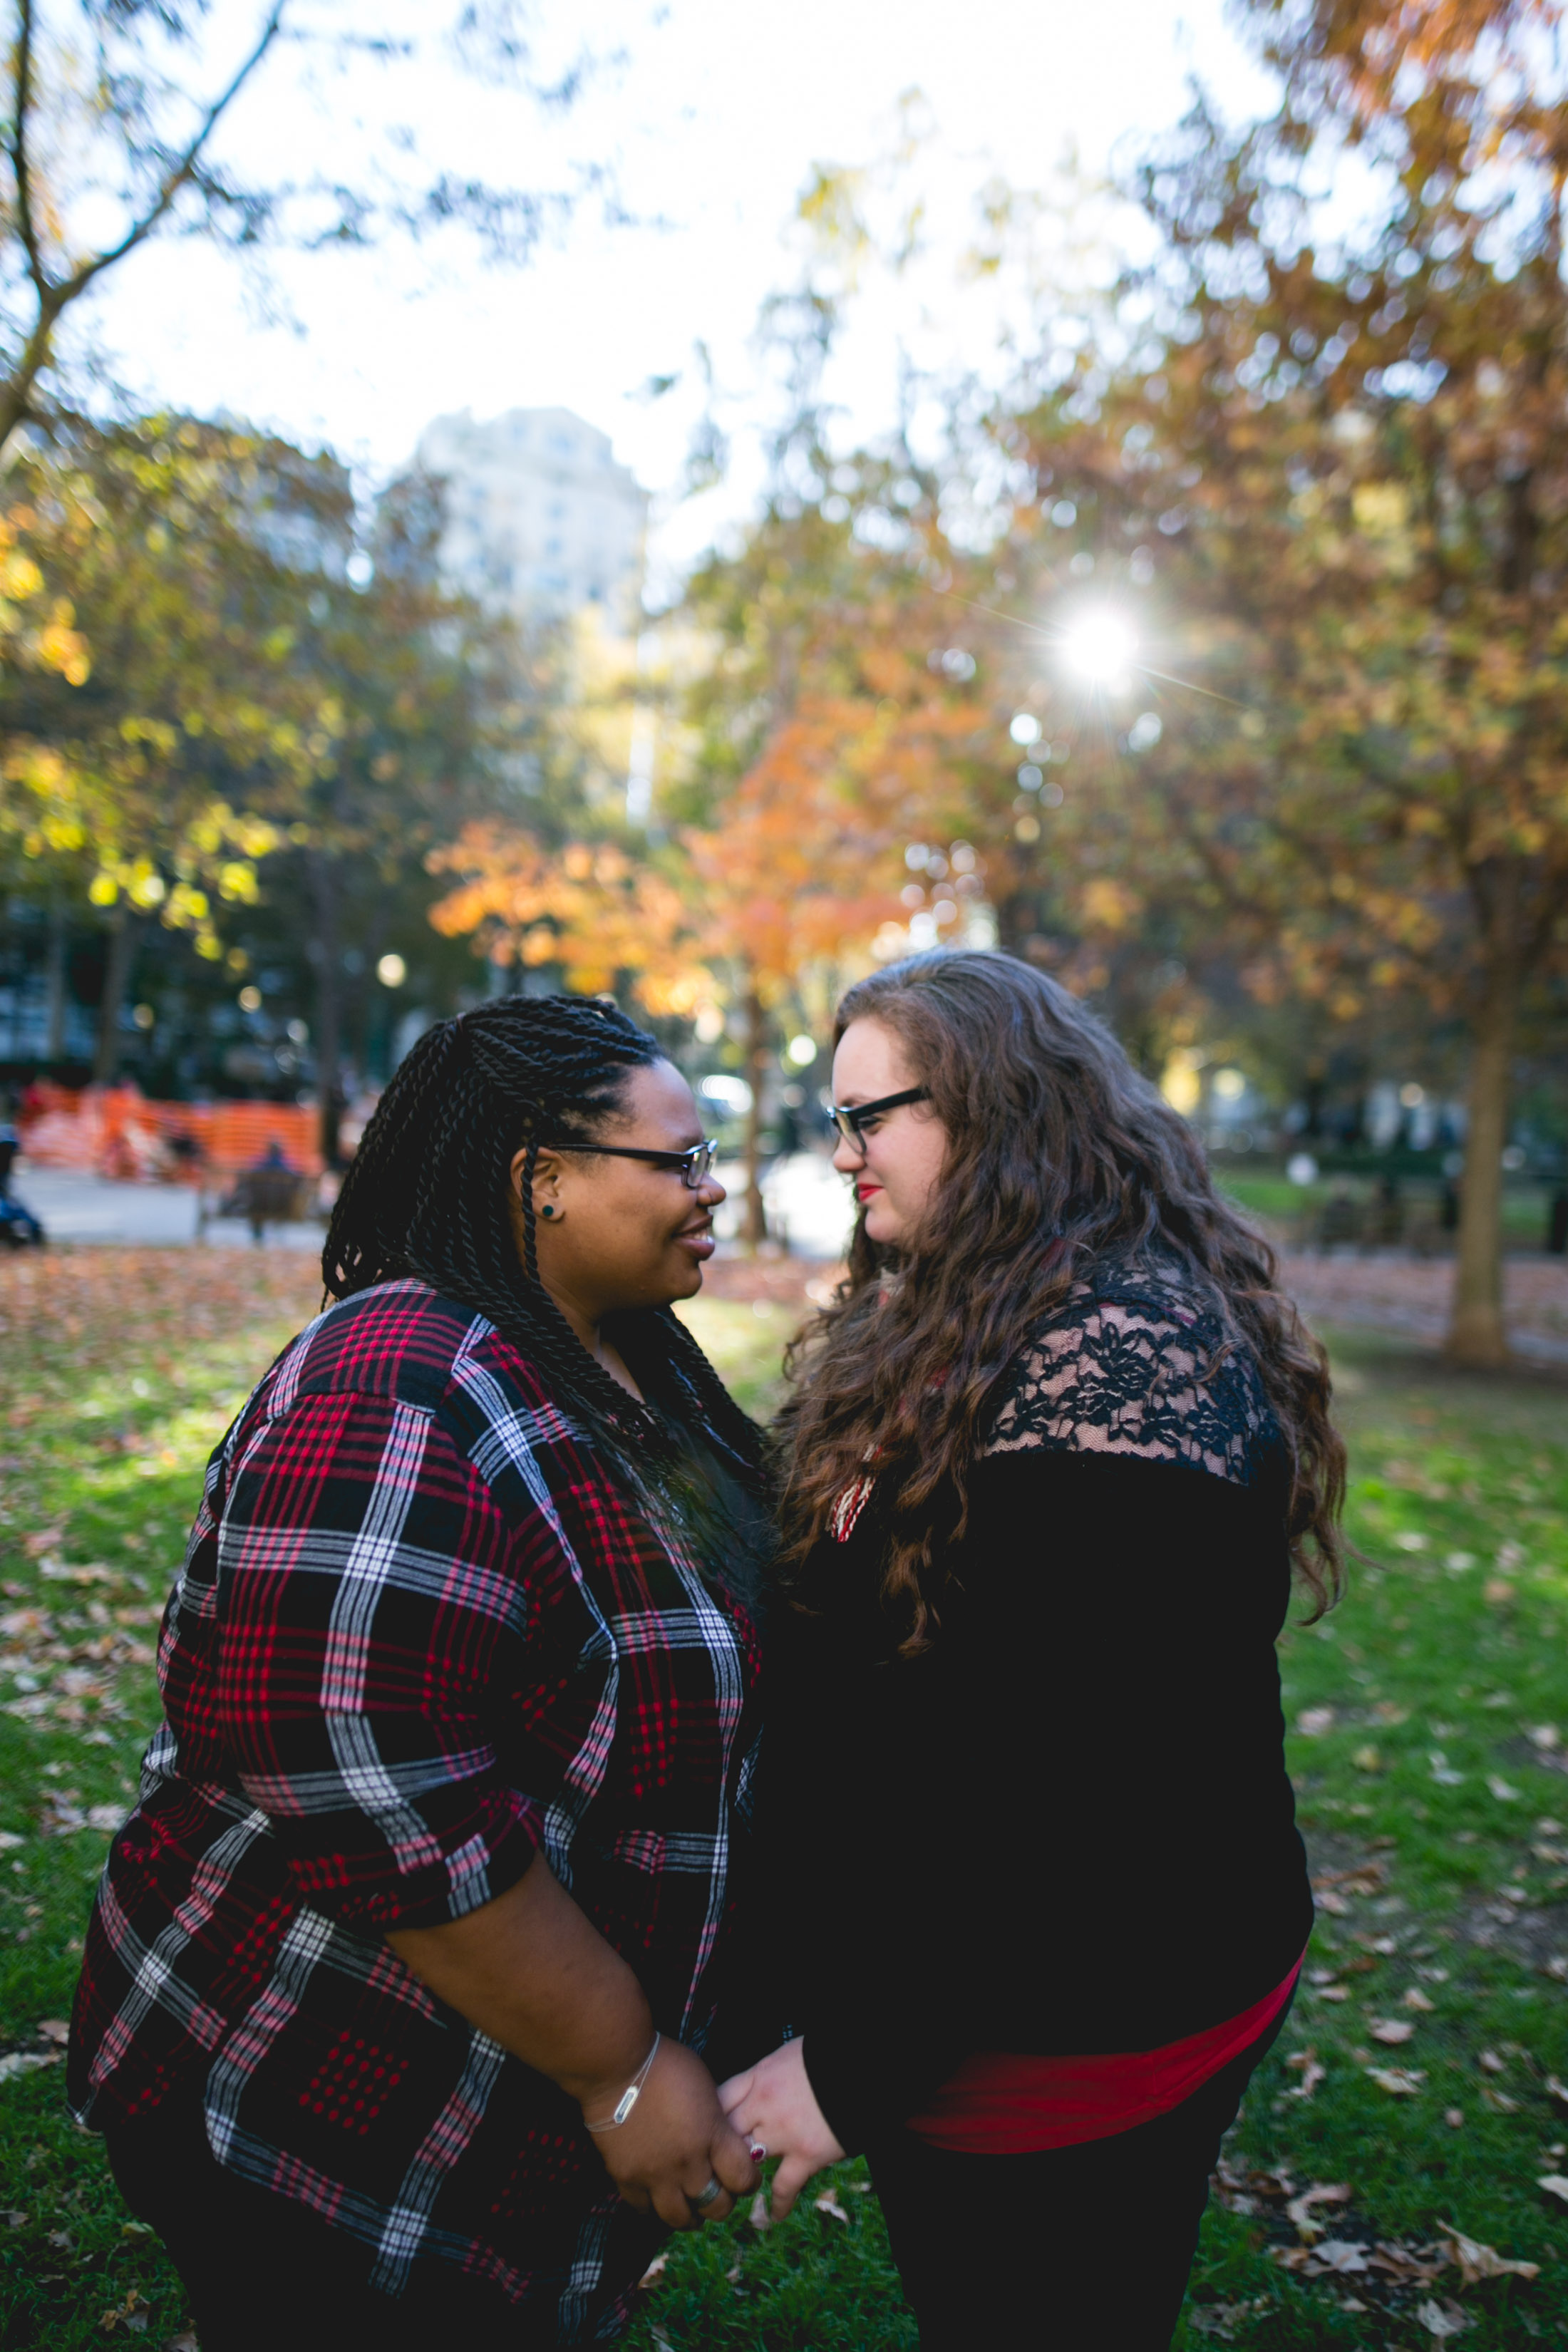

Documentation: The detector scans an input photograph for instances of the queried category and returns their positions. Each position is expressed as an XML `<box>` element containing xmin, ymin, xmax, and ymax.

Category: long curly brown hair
<box><xmin>775</xmin><ymin>950</ymin><xmax>1344</xmax><ymax>1651</ymax></box>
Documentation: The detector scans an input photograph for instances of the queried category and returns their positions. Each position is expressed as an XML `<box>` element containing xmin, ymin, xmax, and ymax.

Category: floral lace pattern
<box><xmin>981</xmin><ymin>1252</ymin><xmax>1281</xmax><ymax>1486</ymax></box>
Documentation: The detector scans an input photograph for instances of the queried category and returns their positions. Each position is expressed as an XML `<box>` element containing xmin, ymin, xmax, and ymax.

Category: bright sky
<box><xmin>78</xmin><ymin>0</ymin><xmax>1281</xmax><ymax>588</ymax></box>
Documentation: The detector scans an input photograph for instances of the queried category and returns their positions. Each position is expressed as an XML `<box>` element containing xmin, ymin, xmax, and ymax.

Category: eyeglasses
<box><xmin>825</xmin><ymin>1086</ymin><xmax>930</xmax><ymax>1147</ymax></box>
<box><xmin>553</xmin><ymin>1138</ymin><xmax>719</xmax><ymax>1189</ymax></box>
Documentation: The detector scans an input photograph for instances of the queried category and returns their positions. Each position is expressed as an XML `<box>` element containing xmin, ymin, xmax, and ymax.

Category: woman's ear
<box><xmin>509</xmin><ymin>1145</ymin><xmax>566</xmax><ymax>1223</ymax></box>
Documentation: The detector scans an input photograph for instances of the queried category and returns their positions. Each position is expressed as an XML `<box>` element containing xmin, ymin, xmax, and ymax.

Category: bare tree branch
<box><xmin>10</xmin><ymin>0</ymin><xmax>45</xmax><ymax>295</ymax></box>
<box><xmin>58</xmin><ymin>2</ymin><xmax>287</xmax><ymax>304</ymax></box>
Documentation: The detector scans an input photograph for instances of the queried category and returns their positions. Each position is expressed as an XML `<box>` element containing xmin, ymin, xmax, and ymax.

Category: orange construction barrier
<box><xmin>19</xmin><ymin>1082</ymin><xmax>324</xmax><ymax>1182</ymax></box>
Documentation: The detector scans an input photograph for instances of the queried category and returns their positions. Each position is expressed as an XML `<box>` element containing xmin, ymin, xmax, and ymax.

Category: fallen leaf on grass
<box><xmin>1404</xmin><ymin>1988</ymin><xmax>1437</xmax><ymax>2012</ymax></box>
<box><xmin>636</xmin><ymin>2253</ymin><xmax>669</xmax><ymax>2289</ymax></box>
<box><xmin>1297</xmin><ymin>1706</ymin><xmax>1336</xmax><ymax>1736</ymax></box>
<box><xmin>1416</xmin><ymin>2298</ymin><xmax>1470</xmax><ymax>2339</ymax></box>
<box><xmin>748</xmin><ymin>2193</ymin><xmax>771</xmax><ymax>2232</ymax></box>
<box><xmin>1284</xmin><ymin>2050</ymin><xmax>1326</xmax><ymax>2099</ymax></box>
<box><xmin>1311</xmin><ymin>2240</ymin><xmax>1370</xmax><ymax>2274</ymax></box>
<box><xmin>1477</xmin><ymin>2049</ymin><xmax>1507</xmax><ymax>2073</ymax></box>
<box><xmin>20</xmin><ymin>1528</ymin><xmax>64</xmax><ymax>1558</ymax></box>
<box><xmin>1481</xmin><ymin>2085</ymin><xmax>1520</xmax><ymax>2113</ymax></box>
<box><xmin>1370</xmin><ymin>2018</ymin><xmax>1416</xmax><ymax>2045</ymax></box>
<box><xmin>1438</xmin><ymin>2222</ymin><xmax>1540</xmax><ymax>2288</ymax></box>
<box><xmin>1547</xmin><ymin>2075</ymin><xmax>1568</xmax><ymax>2109</ymax></box>
<box><xmin>1365</xmin><ymin>2066</ymin><xmax>1425</xmax><ymax>2095</ymax></box>
<box><xmin>1488</xmin><ymin>1776</ymin><xmax>1522</xmax><ymax>1802</ymax></box>
<box><xmin>1315</xmin><ymin>1889</ymin><xmax>1350</xmax><ymax>1916</ymax></box>
<box><xmin>1285</xmin><ymin>2181</ymin><xmax>1351</xmax><ymax>2241</ymax></box>
<box><xmin>0</xmin><ymin>2051</ymin><xmax>60</xmax><ymax>2084</ymax></box>
<box><xmin>1368</xmin><ymin>2242</ymin><xmax>1448</xmax><ymax>2286</ymax></box>
<box><xmin>1535</xmin><ymin>2173</ymin><xmax>1568</xmax><ymax>2204</ymax></box>
<box><xmin>36</xmin><ymin>2019</ymin><xmax>68</xmax><ymax>2046</ymax></box>
<box><xmin>813</xmin><ymin>2192</ymin><xmax>850</xmax><ymax>2223</ymax></box>
<box><xmin>0</xmin><ymin>1832</ymin><xmax>22</xmax><ymax>1853</ymax></box>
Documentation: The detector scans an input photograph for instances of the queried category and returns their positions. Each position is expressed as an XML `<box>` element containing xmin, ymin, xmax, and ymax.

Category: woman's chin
<box><xmin>861</xmin><ymin>1204</ymin><xmax>904</xmax><ymax>1248</ymax></box>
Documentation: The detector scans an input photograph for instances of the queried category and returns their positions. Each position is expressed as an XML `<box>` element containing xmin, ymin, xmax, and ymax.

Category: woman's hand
<box><xmin>388</xmin><ymin>1855</ymin><xmax>755</xmax><ymax>2229</ymax></box>
<box><xmin>583</xmin><ymin>2037</ymin><xmax>758</xmax><ymax>2230</ymax></box>
<box><xmin>718</xmin><ymin>2038</ymin><xmax>846</xmax><ymax>2220</ymax></box>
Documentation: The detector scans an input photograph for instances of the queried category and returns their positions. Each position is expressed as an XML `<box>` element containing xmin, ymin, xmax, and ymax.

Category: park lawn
<box><xmin>3</xmin><ymin>1266</ymin><xmax>1568</xmax><ymax>2347</ymax></box>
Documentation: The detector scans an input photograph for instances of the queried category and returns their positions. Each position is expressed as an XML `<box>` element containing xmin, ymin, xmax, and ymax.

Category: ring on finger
<box><xmin>749</xmin><ymin>2142</ymin><xmax>766</xmax><ymax>2163</ymax></box>
<box><xmin>690</xmin><ymin>2175</ymin><xmax>724</xmax><ymax>2212</ymax></box>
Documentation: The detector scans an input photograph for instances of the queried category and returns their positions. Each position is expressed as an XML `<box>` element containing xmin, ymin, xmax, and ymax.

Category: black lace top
<box><xmin>981</xmin><ymin>1249</ymin><xmax>1284</xmax><ymax>1487</ymax></box>
<box><xmin>744</xmin><ymin>1248</ymin><xmax>1314</xmax><ymax>2155</ymax></box>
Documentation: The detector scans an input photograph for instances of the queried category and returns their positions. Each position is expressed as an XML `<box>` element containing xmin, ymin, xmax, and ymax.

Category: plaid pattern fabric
<box><xmin>68</xmin><ymin>1281</ymin><xmax>762</xmax><ymax>2336</ymax></box>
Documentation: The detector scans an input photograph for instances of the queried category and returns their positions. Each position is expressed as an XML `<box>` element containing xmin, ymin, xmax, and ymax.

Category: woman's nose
<box><xmin>696</xmin><ymin>1173</ymin><xmax>726</xmax><ymax>1207</ymax></box>
<box><xmin>831</xmin><ymin>1133</ymin><xmax>863</xmax><ymax>1175</ymax></box>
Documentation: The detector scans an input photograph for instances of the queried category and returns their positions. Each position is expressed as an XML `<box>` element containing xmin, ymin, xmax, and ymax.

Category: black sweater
<box><xmin>748</xmin><ymin>1256</ymin><xmax>1315</xmax><ymax>2156</ymax></box>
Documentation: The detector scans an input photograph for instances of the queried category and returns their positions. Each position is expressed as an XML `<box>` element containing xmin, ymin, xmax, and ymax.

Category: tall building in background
<box><xmin>414</xmin><ymin>406</ymin><xmax>647</xmax><ymax>632</ymax></box>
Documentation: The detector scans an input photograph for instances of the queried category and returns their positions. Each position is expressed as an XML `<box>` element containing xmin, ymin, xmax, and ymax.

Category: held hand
<box><xmin>583</xmin><ymin>2036</ymin><xmax>757</xmax><ymax>2231</ymax></box>
<box><xmin>718</xmin><ymin>2038</ymin><xmax>846</xmax><ymax>2221</ymax></box>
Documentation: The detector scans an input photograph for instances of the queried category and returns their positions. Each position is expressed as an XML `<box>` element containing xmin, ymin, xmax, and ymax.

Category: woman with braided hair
<box><xmin>70</xmin><ymin>994</ymin><xmax>768</xmax><ymax>2351</ymax></box>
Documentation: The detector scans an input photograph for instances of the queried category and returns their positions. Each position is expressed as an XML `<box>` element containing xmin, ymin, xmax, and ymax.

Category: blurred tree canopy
<box><xmin>0</xmin><ymin>0</ymin><xmax>607</xmax><ymax>450</ymax></box>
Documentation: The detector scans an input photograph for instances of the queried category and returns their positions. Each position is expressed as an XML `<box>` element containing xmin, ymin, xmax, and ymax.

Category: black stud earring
<box><xmin>540</xmin><ymin>1203</ymin><xmax>557</xmax><ymax>1219</ymax></box>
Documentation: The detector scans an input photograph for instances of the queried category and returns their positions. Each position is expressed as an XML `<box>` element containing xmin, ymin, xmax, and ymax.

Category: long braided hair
<box><xmin>324</xmin><ymin>995</ymin><xmax>765</xmax><ymax>1554</ymax></box>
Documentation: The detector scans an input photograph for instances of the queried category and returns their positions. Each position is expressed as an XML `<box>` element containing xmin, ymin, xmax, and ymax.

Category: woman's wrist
<box><xmin>556</xmin><ymin>2006</ymin><xmax>659</xmax><ymax>2113</ymax></box>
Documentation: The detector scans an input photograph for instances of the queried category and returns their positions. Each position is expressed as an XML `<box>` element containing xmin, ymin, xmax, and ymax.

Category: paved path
<box><xmin>8</xmin><ymin>1168</ymin><xmax>323</xmax><ymax>1251</ymax></box>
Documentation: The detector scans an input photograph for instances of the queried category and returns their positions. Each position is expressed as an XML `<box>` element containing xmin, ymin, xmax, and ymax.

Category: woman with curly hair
<box><xmin>722</xmin><ymin>949</ymin><xmax>1342</xmax><ymax>2351</ymax></box>
<box><xmin>71</xmin><ymin>996</ymin><xmax>766</xmax><ymax>2350</ymax></box>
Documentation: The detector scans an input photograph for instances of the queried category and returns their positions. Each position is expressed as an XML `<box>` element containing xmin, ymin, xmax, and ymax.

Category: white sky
<box><xmin>76</xmin><ymin>0</ymin><xmax>1281</xmax><ymax>589</ymax></box>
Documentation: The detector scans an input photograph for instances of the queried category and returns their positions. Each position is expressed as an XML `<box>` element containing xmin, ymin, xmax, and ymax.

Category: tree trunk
<box><xmin>44</xmin><ymin>892</ymin><xmax>67</xmax><ymax>1063</ymax></box>
<box><xmin>1445</xmin><ymin>951</ymin><xmax>1522</xmax><ymax>1368</ymax></box>
<box><xmin>93</xmin><ymin>905</ymin><xmax>136</xmax><ymax>1084</ymax></box>
<box><xmin>309</xmin><ymin>853</ymin><xmax>345</xmax><ymax>1168</ymax></box>
<box><xmin>742</xmin><ymin>979</ymin><xmax>769</xmax><ymax>1253</ymax></box>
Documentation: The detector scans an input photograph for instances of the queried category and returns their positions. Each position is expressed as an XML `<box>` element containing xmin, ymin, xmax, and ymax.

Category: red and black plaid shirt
<box><xmin>68</xmin><ymin>1280</ymin><xmax>763</xmax><ymax>2331</ymax></box>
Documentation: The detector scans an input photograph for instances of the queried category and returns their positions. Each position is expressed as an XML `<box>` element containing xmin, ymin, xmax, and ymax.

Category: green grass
<box><xmin>6</xmin><ymin>1265</ymin><xmax>1568</xmax><ymax>2346</ymax></box>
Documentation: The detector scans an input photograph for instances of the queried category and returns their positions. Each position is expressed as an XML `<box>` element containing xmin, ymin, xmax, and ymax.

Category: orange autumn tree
<box><xmin>428</xmin><ymin>702</ymin><xmax>909</xmax><ymax>1244</ymax></box>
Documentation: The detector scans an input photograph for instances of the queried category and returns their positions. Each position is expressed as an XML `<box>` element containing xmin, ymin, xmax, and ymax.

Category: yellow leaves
<box><xmin>88</xmin><ymin>874</ymin><xmax>119</xmax><ymax>907</ymax></box>
<box><xmin>1080</xmin><ymin>877</ymin><xmax>1143</xmax><ymax>932</ymax></box>
<box><xmin>1352</xmin><ymin>482</ymin><xmax>1410</xmax><ymax>535</ymax></box>
<box><xmin>0</xmin><ymin>551</ymin><xmax>43</xmax><ymax>601</ymax></box>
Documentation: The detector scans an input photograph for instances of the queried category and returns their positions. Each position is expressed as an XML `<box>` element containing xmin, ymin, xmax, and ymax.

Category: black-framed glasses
<box><xmin>553</xmin><ymin>1138</ymin><xmax>719</xmax><ymax>1189</ymax></box>
<box><xmin>826</xmin><ymin>1086</ymin><xmax>930</xmax><ymax>1147</ymax></box>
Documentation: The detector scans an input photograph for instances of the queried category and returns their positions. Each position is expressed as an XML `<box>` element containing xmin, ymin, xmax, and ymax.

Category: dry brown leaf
<box><xmin>813</xmin><ymin>2192</ymin><xmax>850</xmax><ymax>2224</ymax></box>
<box><xmin>1438</xmin><ymin>2222</ymin><xmax>1540</xmax><ymax>2289</ymax></box>
<box><xmin>35</xmin><ymin>2019</ymin><xmax>68</xmax><ymax>2046</ymax></box>
<box><xmin>1285</xmin><ymin>2181</ymin><xmax>1352</xmax><ymax>2241</ymax></box>
<box><xmin>1369</xmin><ymin>2242</ymin><xmax>1448</xmax><ymax>2286</ymax></box>
<box><xmin>1480</xmin><ymin>2086</ymin><xmax>1520</xmax><ymax>2115</ymax></box>
<box><xmin>636</xmin><ymin>2253</ymin><xmax>669</xmax><ymax>2290</ymax></box>
<box><xmin>1477</xmin><ymin>2049</ymin><xmax>1507</xmax><ymax>2073</ymax></box>
<box><xmin>1371</xmin><ymin>2018</ymin><xmax>1416</xmax><ymax>2045</ymax></box>
<box><xmin>748</xmin><ymin>2192</ymin><xmax>771</xmax><ymax>2232</ymax></box>
<box><xmin>1536</xmin><ymin>2172</ymin><xmax>1568</xmax><ymax>2204</ymax></box>
<box><xmin>1404</xmin><ymin>1988</ymin><xmax>1437</xmax><ymax>2012</ymax></box>
<box><xmin>1365</xmin><ymin>2065</ymin><xmax>1425</xmax><ymax>2095</ymax></box>
<box><xmin>1312</xmin><ymin>2239</ymin><xmax>1371</xmax><ymax>2274</ymax></box>
<box><xmin>1417</xmin><ymin>2298</ymin><xmax>1470</xmax><ymax>2339</ymax></box>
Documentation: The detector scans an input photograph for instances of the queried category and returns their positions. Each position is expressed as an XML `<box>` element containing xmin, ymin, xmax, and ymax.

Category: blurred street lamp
<box><xmin>376</xmin><ymin>953</ymin><xmax>407</xmax><ymax>988</ymax></box>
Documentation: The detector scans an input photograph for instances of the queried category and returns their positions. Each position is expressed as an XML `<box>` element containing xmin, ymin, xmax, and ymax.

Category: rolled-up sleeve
<box><xmin>213</xmin><ymin>1390</ymin><xmax>542</xmax><ymax>1931</ymax></box>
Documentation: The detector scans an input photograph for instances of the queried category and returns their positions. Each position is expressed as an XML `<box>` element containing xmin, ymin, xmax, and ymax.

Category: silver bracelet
<box><xmin>584</xmin><ymin>2032</ymin><xmax>661</xmax><ymax>2132</ymax></box>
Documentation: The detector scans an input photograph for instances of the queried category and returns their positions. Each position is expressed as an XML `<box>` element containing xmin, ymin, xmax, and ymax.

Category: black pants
<box><xmin>868</xmin><ymin>2011</ymin><xmax>1286</xmax><ymax>2352</ymax></box>
<box><xmin>105</xmin><ymin>2093</ymin><xmax>577</xmax><ymax>2351</ymax></box>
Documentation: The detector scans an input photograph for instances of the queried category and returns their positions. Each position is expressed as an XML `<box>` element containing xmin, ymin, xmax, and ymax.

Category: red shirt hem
<box><xmin>904</xmin><ymin>1955</ymin><xmax>1303</xmax><ymax>2155</ymax></box>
